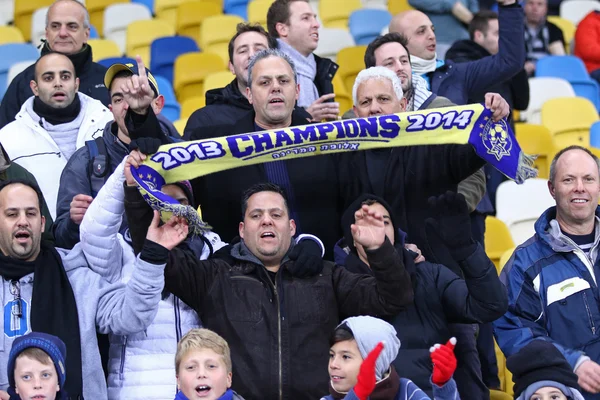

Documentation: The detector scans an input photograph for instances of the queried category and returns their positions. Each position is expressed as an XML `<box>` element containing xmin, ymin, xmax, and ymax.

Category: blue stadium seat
<box><xmin>570</xmin><ymin>80</ymin><xmax>600</xmax><ymax>110</ymax></box>
<box><xmin>150</xmin><ymin>36</ymin><xmax>199</xmax><ymax>84</ymax></box>
<box><xmin>155</xmin><ymin>75</ymin><xmax>181</xmax><ymax>122</ymax></box>
<box><xmin>536</xmin><ymin>55</ymin><xmax>600</xmax><ymax>110</ymax></box>
<box><xmin>224</xmin><ymin>0</ymin><xmax>248</xmax><ymax>19</ymax></box>
<box><xmin>0</xmin><ymin>43</ymin><xmax>40</xmax><ymax>99</ymax></box>
<box><xmin>97</xmin><ymin>57</ymin><xmax>137</xmax><ymax>68</ymax></box>
<box><xmin>133</xmin><ymin>0</ymin><xmax>155</xmax><ymax>14</ymax></box>
<box><xmin>349</xmin><ymin>9</ymin><xmax>392</xmax><ymax>45</ymax></box>
<box><xmin>90</xmin><ymin>24</ymin><xmax>99</xmax><ymax>39</ymax></box>
<box><xmin>536</xmin><ymin>55</ymin><xmax>590</xmax><ymax>81</ymax></box>
<box><xmin>590</xmin><ymin>121</ymin><xmax>600</xmax><ymax>149</ymax></box>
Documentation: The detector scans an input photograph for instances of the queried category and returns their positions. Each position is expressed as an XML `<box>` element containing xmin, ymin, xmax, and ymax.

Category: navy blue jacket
<box><xmin>429</xmin><ymin>4</ymin><xmax>525</xmax><ymax>106</ymax></box>
<box><xmin>494</xmin><ymin>206</ymin><xmax>600</xmax><ymax>400</ymax></box>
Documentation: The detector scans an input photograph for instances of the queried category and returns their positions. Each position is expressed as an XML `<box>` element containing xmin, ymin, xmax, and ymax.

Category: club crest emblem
<box><xmin>481</xmin><ymin>117</ymin><xmax>512</xmax><ymax>161</ymax></box>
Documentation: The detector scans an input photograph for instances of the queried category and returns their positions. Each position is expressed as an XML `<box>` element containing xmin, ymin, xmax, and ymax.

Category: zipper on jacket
<box><xmin>265</xmin><ymin>270</ymin><xmax>283</xmax><ymax>400</ymax></box>
<box><xmin>583</xmin><ymin>292</ymin><xmax>597</xmax><ymax>335</ymax></box>
<box><xmin>119</xmin><ymin>337</ymin><xmax>128</xmax><ymax>379</ymax></box>
<box><xmin>175</xmin><ymin>297</ymin><xmax>182</xmax><ymax>343</ymax></box>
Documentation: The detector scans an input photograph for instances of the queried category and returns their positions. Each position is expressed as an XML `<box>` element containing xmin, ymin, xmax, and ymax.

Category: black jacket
<box><xmin>139</xmin><ymin>230</ymin><xmax>413</xmax><ymax>400</ymax></box>
<box><xmin>183</xmin><ymin>79</ymin><xmax>316</xmax><ymax>139</ymax></box>
<box><xmin>445</xmin><ymin>39</ymin><xmax>530</xmax><ymax>116</ymax></box>
<box><xmin>183</xmin><ymin>79</ymin><xmax>252</xmax><ymax>139</ymax></box>
<box><xmin>0</xmin><ymin>42</ymin><xmax>110</xmax><ymax>129</ymax></box>
<box><xmin>189</xmin><ymin>109</ymin><xmax>343</xmax><ymax>260</ymax></box>
<box><xmin>336</xmin><ymin>145</ymin><xmax>485</xmax><ymax>260</ymax></box>
<box><xmin>337</xmin><ymin>245</ymin><xmax>507</xmax><ymax>396</ymax></box>
<box><xmin>314</xmin><ymin>54</ymin><xmax>338</xmax><ymax>97</ymax></box>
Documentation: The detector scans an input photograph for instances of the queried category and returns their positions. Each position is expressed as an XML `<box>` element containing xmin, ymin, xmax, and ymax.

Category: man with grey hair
<box><xmin>0</xmin><ymin>0</ymin><xmax>109</xmax><ymax>128</ymax></box>
<box><xmin>338</xmin><ymin>65</ymin><xmax>501</xmax><ymax>268</ymax></box>
<box><xmin>338</xmin><ymin>66</ymin><xmax>507</xmax><ymax>397</ymax></box>
<box><xmin>182</xmin><ymin>49</ymin><xmax>343</xmax><ymax>259</ymax></box>
<box><xmin>495</xmin><ymin>145</ymin><xmax>600</xmax><ymax>399</ymax></box>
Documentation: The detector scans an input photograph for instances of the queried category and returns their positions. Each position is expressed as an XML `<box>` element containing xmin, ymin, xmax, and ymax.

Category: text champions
<box><xmin>150</xmin><ymin>109</ymin><xmax>475</xmax><ymax>170</ymax></box>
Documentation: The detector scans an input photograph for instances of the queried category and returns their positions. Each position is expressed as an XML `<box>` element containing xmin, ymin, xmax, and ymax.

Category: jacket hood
<box><xmin>341</xmin><ymin>193</ymin><xmax>407</xmax><ymax>255</ymax></box>
<box><xmin>445</xmin><ymin>39</ymin><xmax>491</xmax><ymax>63</ymax></box>
<box><xmin>206</xmin><ymin>79</ymin><xmax>252</xmax><ymax>110</ymax></box>
<box><xmin>534</xmin><ymin>206</ymin><xmax>600</xmax><ymax>253</ymax></box>
<box><xmin>230</xmin><ymin>239</ymin><xmax>295</xmax><ymax>270</ymax></box>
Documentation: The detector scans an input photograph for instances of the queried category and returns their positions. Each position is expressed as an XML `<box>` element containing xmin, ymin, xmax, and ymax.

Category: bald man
<box><xmin>0</xmin><ymin>0</ymin><xmax>109</xmax><ymax>129</ymax></box>
<box><xmin>0</xmin><ymin>52</ymin><xmax>112</xmax><ymax>220</ymax></box>
<box><xmin>389</xmin><ymin>0</ymin><xmax>525</xmax><ymax>106</ymax></box>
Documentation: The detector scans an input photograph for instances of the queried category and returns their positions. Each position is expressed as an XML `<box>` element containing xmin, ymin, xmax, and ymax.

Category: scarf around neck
<box><xmin>410</xmin><ymin>53</ymin><xmax>439</xmax><ymax>75</ymax></box>
<box><xmin>277</xmin><ymin>39</ymin><xmax>319</xmax><ymax>107</ymax></box>
<box><xmin>0</xmin><ymin>241</ymin><xmax>82</xmax><ymax>399</ymax></box>
<box><xmin>32</xmin><ymin>93</ymin><xmax>81</xmax><ymax>126</ymax></box>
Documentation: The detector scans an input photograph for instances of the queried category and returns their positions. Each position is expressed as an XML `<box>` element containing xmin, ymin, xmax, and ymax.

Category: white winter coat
<box><xmin>0</xmin><ymin>93</ymin><xmax>113</xmax><ymax>219</ymax></box>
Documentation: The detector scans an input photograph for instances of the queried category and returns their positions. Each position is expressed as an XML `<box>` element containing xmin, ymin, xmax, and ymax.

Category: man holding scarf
<box><xmin>0</xmin><ymin>178</ymin><xmax>188</xmax><ymax>400</ymax></box>
<box><xmin>136</xmin><ymin>50</ymin><xmax>342</xmax><ymax>260</ymax></box>
<box><xmin>0</xmin><ymin>0</ymin><xmax>109</xmax><ymax>129</ymax></box>
<box><xmin>267</xmin><ymin>0</ymin><xmax>340</xmax><ymax>122</ymax></box>
<box><xmin>337</xmin><ymin>66</ymin><xmax>507</xmax><ymax>399</ymax></box>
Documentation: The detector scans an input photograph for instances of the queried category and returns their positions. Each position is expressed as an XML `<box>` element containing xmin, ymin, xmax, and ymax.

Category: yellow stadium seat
<box><xmin>495</xmin><ymin>341</ymin><xmax>506</xmax><ymax>391</ymax></box>
<box><xmin>180</xmin><ymin>96</ymin><xmax>205</xmax><ymax>119</ymax></box>
<box><xmin>200</xmin><ymin>14</ymin><xmax>245</xmax><ymax>65</ymax></box>
<box><xmin>203</xmin><ymin>0</ymin><xmax>223</xmax><ymax>9</ymax></box>
<box><xmin>0</xmin><ymin>26</ymin><xmax>25</xmax><ymax>44</ymax></box>
<box><xmin>505</xmin><ymin>368</ymin><xmax>515</xmax><ymax>396</ymax></box>
<box><xmin>337</xmin><ymin>45</ymin><xmax>367</xmax><ymax>94</ymax></box>
<box><xmin>515</xmin><ymin>123</ymin><xmax>555</xmax><ymax>179</ymax></box>
<box><xmin>319</xmin><ymin>0</ymin><xmax>361</xmax><ymax>29</ymax></box>
<box><xmin>485</xmin><ymin>217</ymin><xmax>515</xmax><ymax>271</ymax></box>
<box><xmin>87</xmin><ymin>0</ymin><xmax>130</xmax><ymax>38</ymax></box>
<box><xmin>204</xmin><ymin>70</ymin><xmax>235</xmax><ymax>94</ymax></box>
<box><xmin>173</xmin><ymin>118</ymin><xmax>188</xmax><ymax>136</ymax></box>
<box><xmin>547</xmin><ymin>16</ymin><xmax>575</xmax><ymax>53</ymax></box>
<box><xmin>388</xmin><ymin>0</ymin><xmax>414</xmax><ymax>15</ymax></box>
<box><xmin>14</xmin><ymin>0</ymin><xmax>53</xmax><ymax>42</ymax></box>
<box><xmin>176</xmin><ymin>1</ymin><xmax>222</xmax><ymax>41</ymax></box>
<box><xmin>247</xmin><ymin>0</ymin><xmax>272</xmax><ymax>27</ymax></box>
<box><xmin>173</xmin><ymin>52</ymin><xmax>227</xmax><ymax>103</ymax></box>
<box><xmin>333</xmin><ymin>72</ymin><xmax>352</xmax><ymax>114</ymax></box>
<box><xmin>490</xmin><ymin>390</ymin><xmax>512</xmax><ymax>400</ymax></box>
<box><xmin>499</xmin><ymin>247</ymin><xmax>515</xmax><ymax>275</ymax></box>
<box><xmin>155</xmin><ymin>0</ymin><xmax>188</xmax><ymax>27</ymax></box>
<box><xmin>126</xmin><ymin>19</ymin><xmax>175</xmax><ymax>65</ymax></box>
<box><xmin>541</xmin><ymin>97</ymin><xmax>599</xmax><ymax>150</ymax></box>
<box><xmin>87</xmin><ymin>38</ymin><xmax>122</xmax><ymax>61</ymax></box>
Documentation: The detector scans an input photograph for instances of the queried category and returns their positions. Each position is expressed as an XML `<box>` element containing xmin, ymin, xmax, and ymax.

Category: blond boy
<box><xmin>175</xmin><ymin>329</ymin><xmax>245</xmax><ymax>400</ymax></box>
<box><xmin>7</xmin><ymin>332</ymin><xmax>66</xmax><ymax>400</ymax></box>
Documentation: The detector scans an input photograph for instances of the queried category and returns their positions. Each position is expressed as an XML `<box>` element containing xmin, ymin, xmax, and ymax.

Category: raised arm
<box><xmin>334</xmin><ymin>205</ymin><xmax>414</xmax><ymax>318</ymax></box>
<box><xmin>96</xmin><ymin>211</ymin><xmax>189</xmax><ymax>335</ymax></box>
<box><xmin>462</xmin><ymin>2</ymin><xmax>525</xmax><ymax>95</ymax></box>
<box><xmin>424</xmin><ymin>192</ymin><xmax>508</xmax><ymax>323</ymax></box>
<box><xmin>79</xmin><ymin>157</ymin><xmax>128</xmax><ymax>282</ymax></box>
